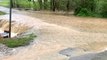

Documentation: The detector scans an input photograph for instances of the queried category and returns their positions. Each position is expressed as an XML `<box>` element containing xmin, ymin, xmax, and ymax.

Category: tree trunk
<box><xmin>50</xmin><ymin>0</ymin><xmax>56</xmax><ymax>11</ymax></box>
<box><xmin>66</xmin><ymin>0</ymin><xmax>70</xmax><ymax>12</ymax></box>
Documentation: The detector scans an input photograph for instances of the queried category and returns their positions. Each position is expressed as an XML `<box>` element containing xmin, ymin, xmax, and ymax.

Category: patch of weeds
<box><xmin>0</xmin><ymin>34</ymin><xmax>36</xmax><ymax>48</ymax></box>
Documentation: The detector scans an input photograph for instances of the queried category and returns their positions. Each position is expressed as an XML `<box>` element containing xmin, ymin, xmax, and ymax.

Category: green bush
<box><xmin>95</xmin><ymin>0</ymin><xmax>107</xmax><ymax>18</ymax></box>
<box><xmin>74</xmin><ymin>8</ymin><xmax>95</xmax><ymax>17</ymax></box>
<box><xmin>0</xmin><ymin>34</ymin><xmax>36</xmax><ymax>48</ymax></box>
<box><xmin>76</xmin><ymin>8</ymin><xmax>90</xmax><ymax>16</ymax></box>
<box><xmin>74</xmin><ymin>0</ymin><xmax>95</xmax><ymax>17</ymax></box>
<box><xmin>74</xmin><ymin>0</ymin><xmax>107</xmax><ymax>18</ymax></box>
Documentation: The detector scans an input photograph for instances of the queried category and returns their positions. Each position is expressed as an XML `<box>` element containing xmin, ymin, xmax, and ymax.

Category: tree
<box><xmin>44</xmin><ymin>0</ymin><xmax>48</xmax><ymax>9</ymax></box>
<box><xmin>50</xmin><ymin>0</ymin><xmax>56</xmax><ymax>11</ymax></box>
<box><xmin>38</xmin><ymin>0</ymin><xmax>43</xmax><ymax>10</ymax></box>
<box><xmin>66</xmin><ymin>0</ymin><xmax>70</xmax><ymax>11</ymax></box>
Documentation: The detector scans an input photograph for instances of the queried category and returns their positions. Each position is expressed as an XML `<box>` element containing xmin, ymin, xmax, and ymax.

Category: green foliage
<box><xmin>95</xmin><ymin>0</ymin><xmax>107</xmax><ymax>17</ymax></box>
<box><xmin>16</xmin><ymin>0</ymin><xmax>31</xmax><ymax>8</ymax></box>
<box><xmin>0</xmin><ymin>34</ymin><xmax>36</xmax><ymax>48</ymax></box>
<box><xmin>74</xmin><ymin>0</ymin><xmax>95</xmax><ymax>17</ymax></box>
<box><xmin>74</xmin><ymin>0</ymin><xmax>107</xmax><ymax>18</ymax></box>
<box><xmin>45</xmin><ymin>2</ymin><xmax>51</xmax><ymax>10</ymax></box>
<box><xmin>75</xmin><ymin>8</ymin><xmax>90</xmax><ymax>16</ymax></box>
<box><xmin>32</xmin><ymin>2</ymin><xmax>40</xmax><ymax>10</ymax></box>
<box><xmin>1</xmin><ymin>0</ymin><xmax>107</xmax><ymax>18</ymax></box>
<box><xmin>43</xmin><ymin>1</ymin><xmax>49</xmax><ymax>10</ymax></box>
<box><xmin>0</xmin><ymin>0</ymin><xmax>9</xmax><ymax>7</ymax></box>
<box><xmin>0</xmin><ymin>11</ymin><xmax>6</xmax><ymax>15</ymax></box>
<box><xmin>58</xmin><ymin>0</ymin><xmax>67</xmax><ymax>11</ymax></box>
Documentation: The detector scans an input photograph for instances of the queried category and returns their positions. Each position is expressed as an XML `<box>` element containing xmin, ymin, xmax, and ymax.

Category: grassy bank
<box><xmin>0</xmin><ymin>11</ymin><xmax>6</xmax><ymax>15</ymax></box>
<box><xmin>0</xmin><ymin>0</ymin><xmax>9</xmax><ymax>7</ymax></box>
<box><xmin>0</xmin><ymin>34</ymin><xmax>36</xmax><ymax>48</ymax></box>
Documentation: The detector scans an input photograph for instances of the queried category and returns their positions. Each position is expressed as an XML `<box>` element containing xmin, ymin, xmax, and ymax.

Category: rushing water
<box><xmin>0</xmin><ymin>20</ymin><xmax>29</xmax><ymax>37</ymax></box>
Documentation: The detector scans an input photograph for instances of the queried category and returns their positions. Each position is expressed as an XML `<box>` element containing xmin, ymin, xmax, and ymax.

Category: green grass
<box><xmin>0</xmin><ymin>0</ymin><xmax>9</xmax><ymax>7</ymax></box>
<box><xmin>0</xmin><ymin>34</ymin><xmax>36</xmax><ymax>48</ymax></box>
<box><xmin>0</xmin><ymin>11</ymin><xmax>6</xmax><ymax>15</ymax></box>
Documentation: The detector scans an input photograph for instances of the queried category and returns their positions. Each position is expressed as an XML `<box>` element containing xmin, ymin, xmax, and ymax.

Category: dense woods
<box><xmin>11</xmin><ymin>0</ymin><xmax>107</xmax><ymax>17</ymax></box>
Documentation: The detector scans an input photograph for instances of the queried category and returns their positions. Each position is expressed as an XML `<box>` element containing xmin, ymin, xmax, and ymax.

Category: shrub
<box><xmin>95</xmin><ymin>0</ymin><xmax>107</xmax><ymax>18</ymax></box>
<box><xmin>76</xmin><ymin>8</ymin><xmax>90</xmax><ymax>16</ymax></box>
<box><xmin>74</xmin><ymin>8</ymin><xmax>95</xmax><ymax>17</ymax></box>
<box><xmin>74</xmin><ymin>0</ymin><xmax>107</xmax><ymax>18</ymax></box>
<box><xmin>74</xmin><ymin>0</ymin><xmax>96</xmax><ymax>17</ymax></box>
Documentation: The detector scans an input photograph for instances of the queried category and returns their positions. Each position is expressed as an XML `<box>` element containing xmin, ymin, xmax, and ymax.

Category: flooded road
<box><xmin>0</xmin><ymin>6</ymin><xmax>107</xmax><ymax>60</ymax></box>
<box><xmin>0</xmin><ymin>6</ymin><xmax>9</xmax><ymax>14</ymax></box>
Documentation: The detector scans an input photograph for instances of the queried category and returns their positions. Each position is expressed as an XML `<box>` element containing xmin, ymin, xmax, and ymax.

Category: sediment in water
<box><xmin>0</xmin><ymin>19</ymin><xmax>29</xmax><ymax>37</ymax></box>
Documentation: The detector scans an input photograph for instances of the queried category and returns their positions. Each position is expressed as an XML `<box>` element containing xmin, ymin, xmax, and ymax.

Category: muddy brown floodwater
<box><xmin>0</xmin><ymin>7</ymin><xmax>107</xmax><ymax>60</ymax></box>
<box><xmin>19</xmin><ymin>11</ymin><xmax>107</xmax><ymax>33</ymax></box>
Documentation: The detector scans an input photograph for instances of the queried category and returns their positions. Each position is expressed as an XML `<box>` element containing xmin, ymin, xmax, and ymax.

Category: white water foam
<box><xmin>0</xmin><ymin>28</ymin><xmax>17</xmax><ymax>38</ymax></box>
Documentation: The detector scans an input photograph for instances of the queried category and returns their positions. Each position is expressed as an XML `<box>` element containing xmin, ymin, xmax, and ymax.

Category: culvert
<box><xmin>0</xmin><ymin>19</ymin><xmax>29</xmax><ymax>38</ymax></box>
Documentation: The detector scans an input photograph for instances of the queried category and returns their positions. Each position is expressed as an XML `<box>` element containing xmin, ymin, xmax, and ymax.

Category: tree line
<box><xmin>11</xmin><ymin>0</ymin><xmax>107</xmax><ymax>17</ymax></box>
